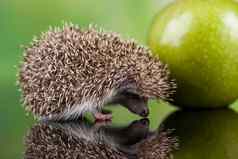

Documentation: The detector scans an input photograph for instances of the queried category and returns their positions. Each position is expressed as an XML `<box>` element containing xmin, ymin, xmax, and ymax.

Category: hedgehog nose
<box><xmin>140</xmin><ymin>107</ymin><xmax>149</xmax><ymax>117</ymax></box>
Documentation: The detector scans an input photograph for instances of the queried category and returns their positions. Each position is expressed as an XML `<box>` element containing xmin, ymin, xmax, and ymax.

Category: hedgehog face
<box><xmin>118</xmin><ymin>91</ymin><xmax>149</xmax><ymax>117</ymax></box>
<box><xmin>109</xmin><ymin>87</ymin><xmax>149</xmax><ymax>117</ymax></box>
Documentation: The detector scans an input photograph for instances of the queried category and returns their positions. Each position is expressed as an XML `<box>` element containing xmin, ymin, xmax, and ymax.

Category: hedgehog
<box><xmin>18</xmin><ymin>23</ymin><xmax>175</xmax><ymax>121</ymax></box>
<box><xmin>24</xmin><ymin>119</ymin><xmax>150</xmax><ymax>159</ymax></box>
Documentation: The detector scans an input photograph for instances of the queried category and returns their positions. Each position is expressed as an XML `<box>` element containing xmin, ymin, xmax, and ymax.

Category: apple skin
<box><xmin>148</xmin><ymin>0</ymin><xmax>238</xmax><ymax>108</ymax></box>
<box><xmin>162</xmin><ymin>109</ymin><xmax>238</xmax><ymax>159</ymax></box>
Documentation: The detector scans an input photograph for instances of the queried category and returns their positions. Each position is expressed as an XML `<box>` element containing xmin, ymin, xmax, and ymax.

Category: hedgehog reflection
<box><xmin>137</xmin><ymin>127</ymin><xmax>179</xmax><ymax>159</ymax></box>
<box><xmin>24</xmin><ymin>119</ymin><xmax>178</xmax><ymax>159</ymax></box>
<box><xmin>25</xmin><ymin>119</ymin><xmax>149</xmax><ymax>159</ymax></box>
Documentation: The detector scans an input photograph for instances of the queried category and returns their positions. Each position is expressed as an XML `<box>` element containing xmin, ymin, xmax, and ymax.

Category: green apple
<box><xmin>162</xmin><ymin>109</ymin><xmax>238</xmax><ymax>159</ymax></box>
<box><xmin>148</xmin><ymin>0</ymin><xmax>238</xmax><ymax>108</ymax></box>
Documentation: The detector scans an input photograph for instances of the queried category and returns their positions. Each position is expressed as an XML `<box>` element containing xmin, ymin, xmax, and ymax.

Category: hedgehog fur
<box><xmin>18</xmin><ymin>23</ymin><xmax>175</xmax><ymax>120</ymax></box>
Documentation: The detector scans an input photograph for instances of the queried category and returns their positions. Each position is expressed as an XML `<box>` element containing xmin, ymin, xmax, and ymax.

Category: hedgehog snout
<box><xmin>122</xmin><ymin>94</ymin><xmax>149</xmax><ymax>117</ymax></box>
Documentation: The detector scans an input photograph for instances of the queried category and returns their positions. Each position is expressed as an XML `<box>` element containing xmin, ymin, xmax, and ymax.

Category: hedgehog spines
<box><xmin>19</xmin><ymin>23</ymin><xmax>175</xmax><ymax>120</ymax></box>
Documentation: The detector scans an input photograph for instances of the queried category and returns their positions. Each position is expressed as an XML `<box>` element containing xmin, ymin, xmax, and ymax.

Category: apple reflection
<box><xmin>161</xmin><ymin>108</ymin><xmax>238</xmax><ymax>159</ymax></box>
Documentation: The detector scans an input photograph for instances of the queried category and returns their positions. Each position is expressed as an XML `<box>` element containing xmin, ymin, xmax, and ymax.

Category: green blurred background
<box><xmin>1</xmin><ymin>0</ymin><xmax>238</xmax><ymax>158</ymax></box>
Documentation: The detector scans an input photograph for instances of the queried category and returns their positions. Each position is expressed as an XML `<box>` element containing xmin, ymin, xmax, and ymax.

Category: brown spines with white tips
<box><xmin>18</xmin><ymin>23</ymin><xmax>175</xmax><ymax>120</ymax></box>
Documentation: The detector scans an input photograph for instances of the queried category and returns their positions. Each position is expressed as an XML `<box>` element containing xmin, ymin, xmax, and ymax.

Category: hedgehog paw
<box><xmin>94</xmin><ymin>112</ymin><xmax>112</xmax><ymax>121</ymax></box>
